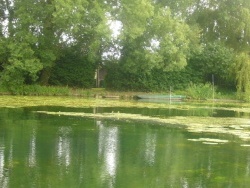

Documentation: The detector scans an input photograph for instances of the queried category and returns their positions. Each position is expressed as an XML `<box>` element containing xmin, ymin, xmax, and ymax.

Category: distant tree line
<box><xmin>0</xmin><ymin>0</ymin><xmax>250</xmax><ymax>96</ymax></box>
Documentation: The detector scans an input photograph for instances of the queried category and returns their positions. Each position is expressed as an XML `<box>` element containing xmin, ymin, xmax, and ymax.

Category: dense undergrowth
<box><xmin>0</xmin><ymin>83</ymin><xmax>243</xmax><ymax>101</ymax></box>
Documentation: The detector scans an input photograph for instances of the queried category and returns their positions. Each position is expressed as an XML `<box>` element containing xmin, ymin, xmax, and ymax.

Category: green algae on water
<box><xmin>35</xmin><ymin>110</ymin><xmax>250</xmax><ymax>141</ymax></box>
<box><xmin>188</xmin><ymin>138</ymin><xmax>229</xmax><ymax>145</ymax></box>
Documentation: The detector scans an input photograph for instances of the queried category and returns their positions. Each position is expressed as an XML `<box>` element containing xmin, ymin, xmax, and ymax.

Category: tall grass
<box><xmin>10</xmin><ymin>85</ymin><xmax>70</xmax><ymax>96</ymax></box>
<box><xmin>186</xmin><ymin>83</ymin><xmax>215</xmax><ymax>100</ymax></box>
<box><xmin>0</xmin><ymin>83</ymin><xmax>242</xmax><ymax>101</ymax></box>
<box><xmin>237</xmin><ymin>91</ymin><xmax>250</xmax><ymax>102</ymax></box>
<box><xmin>0</xmin><ymin>84</ymin><xmax>109</xmax><ymax>97</ymax></box>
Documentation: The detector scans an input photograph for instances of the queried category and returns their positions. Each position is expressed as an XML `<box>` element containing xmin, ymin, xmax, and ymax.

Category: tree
<box><xmin>234</xmin><ymin>52</ymin><xmax>250</xmax><ymax>100</ymax></box>
<box><xmin>0</xmin><ymin>0</ymin><xmax>110</xmax><ymax>91</ymax></box>
<box><xmin>0</xmin><ymin>0</ymin><xmax>43</xmax><ymax>91</ymax></box>
<box><xmin>116</xmin><ymin>1</ymin><xmax>200</xmax><ymax>73</ymax></box>
<box><xmin>188</xmin><ymin>42</ymin><xmax>235</xmax><ymax>89</ymax></box>
<box><xmin>155</xmin><ymin>0</ymin><xmax>250</xmax><ymax>93</ymax></box>
<box><xmin>49</xmin><ymin>46</ymin><xmax>95</xmax><ymax>88</ymax></box>
<box><xmin>188</xmin><ymin>0</ymin><xmax>250</xmax><ymax>52</ymax></box>
<box><xmin>2</xmin><ymin>0</ymin><xmax>249</xmax><ymax>93</ymax></box>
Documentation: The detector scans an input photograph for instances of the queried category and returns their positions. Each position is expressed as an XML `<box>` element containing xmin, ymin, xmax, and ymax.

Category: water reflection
<box><xmin>144</xmin><ymin>131</ymin><xmax>157</xmax><ymax>165</ymax></box>
<box><xmin>246</xmin><ymin>153</ymin><xmax>250</xmax><ymax>176</ymax></box>
<box><xmin>0</xmin><ymin>106</ymin><xmax>250</xmax><ymax>187</ymax></box>
<box><xmin>28</xmin><ymin>128</ymin><xmax>37</xmax><ymax>167</ymax></box>
<box><xmin>0</xmin><ymin>141</ymin><xmax>8</xmax><ymax>188</ymax></box>
<box><xmin>207</xmin><ymin>154</ymin><xmax>212</xmax><ymax>178</ymax></box>
<box><xmin>180</xmin><ymin>178</ymin><xmax>189</xmax><ymax>188</ymax></box>
<box><xmin>0</xmin><ymin>144</ymin><xmax>4</xmax><ymax>185</ymax></box>
<box><xmin>97</xmin><ymin>121</ymin><xmax>119</xmax><ymax>187</ymax></box>
<box><xmin>57</xmin><ymin>127</ymin><xmax>72</xmax><ymax>168</ymax></box>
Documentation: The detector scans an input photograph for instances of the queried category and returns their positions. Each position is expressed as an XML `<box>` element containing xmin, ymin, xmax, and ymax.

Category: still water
<box><xmin>0</xmin><ymin>105</ymin><xmax>250</xmax><ymax>188</ymax></box>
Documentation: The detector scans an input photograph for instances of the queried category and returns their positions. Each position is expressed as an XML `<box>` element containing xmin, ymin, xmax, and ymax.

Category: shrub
<box><xmin>105</xmin><ymin>63</ymin><xmax>201</xmax><ymax>92</ymax></box>
<box><xmin>186</xmin><ymin>83</ymin><xmax>215</xmax><ymax>100</ymax></box>
<box><xmin>14</xmin><ymin>85</ymin><xmax>70</xmax><ymax>96</ymax></box>
<box><xmin>49</xmin><ymin>47</ymin><xmax>95</xmax><ymax>88</ymax></box>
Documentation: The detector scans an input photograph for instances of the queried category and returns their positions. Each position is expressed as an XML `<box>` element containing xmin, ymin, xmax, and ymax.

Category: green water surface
<box><xmin>0</xmin><ymin>105</ymin><xmax>250</xmax><ymax>188</ymax></box>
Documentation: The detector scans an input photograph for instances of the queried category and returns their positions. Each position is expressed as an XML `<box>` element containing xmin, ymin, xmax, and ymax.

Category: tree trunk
<box><xmin>39</xmin><ymin>67</ymin><xmax>52</xmax><ymax>86</ymax></box>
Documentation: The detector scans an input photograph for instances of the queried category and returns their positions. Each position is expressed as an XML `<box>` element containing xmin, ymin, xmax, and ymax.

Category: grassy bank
<box><xmin>0</xmin><ymin>85</ymin><xmax>146</xmax><ymax>99</ymax></box>
<box><xmin>0</xmin><ymin>84</ymin><xmax>241</xmax><ymax>101</ymax></box>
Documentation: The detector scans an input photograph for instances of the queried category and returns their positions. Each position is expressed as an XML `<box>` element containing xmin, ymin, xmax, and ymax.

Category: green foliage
<box><xmin>189</xmin><ymin>0</ymin><xmax>250</xmax><ymax>52</ymax></box>
<box><xmin>105</xmin><ymin>63</ymin><xmax>141</xmax><ymax>91</ymax></box>
<box><xmin>0</xmin><ymin>68</ymin><xmax>25</xmax><ymax>93</ymax></box>
<box><xmin>186</xmin><ymin>83</ymin><xmax>214</xmax><ymax>100</ymax></box>
<box><xmin>0</xmin><ymin>0</ymin><xmax>107</xmax><ymax>92</ymax></box>
<box><xmin>234</xmin><ymin>52</ymin><xmax>250</xmax><ymax>101</ymax></box>
<box><xmin>105</xmin><ymin>63</ymin><xmax>202</xmax><ymax>91</ymax></box>
<box><xmin>120</xmin><ymin>0</ymin><xmax>154</xmax><ymax>40</ymax></box>
<box><xmin>116</xmin><ymin>1</ymin><xmax>200</xmax><ymax>74</ymax></box>
<box><xmin>0</xmin><ymin>41</ymin><xmax>43</xmax><ymax>92</ymax></box>
<box><xmin>0</xmin><ymin>0</ymin><xmax>250</xmax><ymax>96</ymax></box>
<box><xmin>0</xmin><ymin>39</ymin><xmax>8</xmax><ymax>66</ymax></box>
<box><xmin>188</xmin><ymin>42</ymin><xmax>236</xmax><ymax>89</ymax></box>
<box><xmin>49</xmin><ymin>47</ymin><xmax>95</xmax><ymax>88</ymax></box>
<box><xmin>9</xmin><ymin>85</ymin><xmax>70</xmax><ymax>96</ymax></box>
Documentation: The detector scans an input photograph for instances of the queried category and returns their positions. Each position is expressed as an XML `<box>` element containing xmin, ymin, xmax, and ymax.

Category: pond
<box><xmin>0</xmin><ymin>97</ymin><xmax>250</xmax><ymax>187</ymax></box>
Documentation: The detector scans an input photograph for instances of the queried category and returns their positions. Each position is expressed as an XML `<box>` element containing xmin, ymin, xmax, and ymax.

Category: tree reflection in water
<box><xmin>57</xmin><ymin>127</ymin><xmax>72</xmax><ymax>168</ymax></box>
<box><xmin>246</xmin><ymin>153</ymin><xmax>250</xmax><ymax>176</ymax></box>
<box><xmin>0</xmin><ymin>106</ymin><xmax>250</xmax><ymax>187</ymax></box>
<box><xmin>28</xmin><ymin>127</ymin><xmax>37</xmax><ymax>167</ymax></box>
<box><xmin>144</xmin><ymin>131</ymin><xmax>157</xmax><ymax>165</ymax></box>
<box><xmin>97</xmin><ymin>121</ymin><xmax>119</xmax><ymax>188</ymax></box>
<box><xmin>0</xmin><ymin>140</ymin><xmax>9</xmax><ymax>188</ymax></box>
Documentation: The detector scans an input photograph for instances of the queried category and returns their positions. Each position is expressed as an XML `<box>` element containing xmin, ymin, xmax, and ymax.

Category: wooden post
<box><xmin>212</xmin><ymin>74</ymin><xmax>215</xmax><ymax>101</ymax></box>
<box><xmin>96</xmin><ymin>67</ymin><xmax>99</xmax><ymax>88</ymax></box>
<box><xmin>169</xmin><ymin>86</ymin><xmax>172</xmax><ymax>104</ymax></box>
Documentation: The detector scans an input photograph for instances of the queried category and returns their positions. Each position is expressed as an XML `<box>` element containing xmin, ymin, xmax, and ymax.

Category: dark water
<box><xmin>0</xmin><ymin>106</ymin><xmax>250</xmax><ymax>188</ymax></box>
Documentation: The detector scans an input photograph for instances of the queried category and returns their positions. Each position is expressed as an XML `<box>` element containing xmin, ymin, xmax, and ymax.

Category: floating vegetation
<box><xmin>1</xmin><ymin>95</ymin><xmax>250</xmax><ymax>141</ymax></box>
<box><xmin>35</xmin><ymin>110</ymin><xmax>250</xmax><ymax>141</ymax></box>
<box><xmin>188</xmin><ymin>138</ymin><xmax>229</xmax><ymax>145</ymax></box>
<box><xmin>0</xmin><ymin>96</ymin><xmax>249</xmax><ymax>111</ymax></box>
<box><xmin>202</xmin><ymin>142</ymin><xmax>219</xmax><ymax>145</ymax></box>
<box><xmin>241</xmin><ymin>144</ymin><xmax>250</xmax><ymax>147</ymax></box>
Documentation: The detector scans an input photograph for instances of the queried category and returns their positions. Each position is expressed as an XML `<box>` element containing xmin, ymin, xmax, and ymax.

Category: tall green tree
<box><xmin>0</xmin><ymin>0</ymin><xmax>110</xmax><ymax>90</ymax></box>
<box><xmin>0</xmin><ymin>0</ymin><xmax>43</xmax><ymax>91</ymax></box>
<box><xmin>234</xmin><ymin>52</ymin><xmax>250</xmax><ymax>100</ymax></box>
<box><xmin>40</xmin><ymin>0</ymin><xmax>110</xmax><ymax>85</ymax></box>
<box><xmin>188</xmin><ymin>0</ymin><xmax>250</xmax><ymax>52</ymax></box>
<box><xmin>105</xmin><ymin>1</ymin><xmax>200</xmax><ymax>91</ymax></box>
<box><xmin>188</xmin><ymin>42</ymin><xmax>235</xmax><ymax>88</ymax></box>
<box><xmin>117</xmin><ymin>1</ymin><xmax>200</xmax><ymax>73</ymax></box>
<box><xmin>188</xmin><ymin>0</ymin><xmax>250</xmax><ymax>93</ymax></box>
<box><xmin>49</xmin><ymin>46</ymin><xmax>96</xmax><ymax>88</ymax></box>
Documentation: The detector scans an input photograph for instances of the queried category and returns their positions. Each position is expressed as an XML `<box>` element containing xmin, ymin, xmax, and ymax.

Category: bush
<box><xmin>49</xmin><ymin>47</ymin><xmax>95</xmax><ymax>88</ymax></box>
<box><xmin>186</xmin><ymin>83</ymin><xmax>215</xmax><ymax>100</ymax></box>
<box><xmin>105</xmin><ymin>63</ymin><xmax>201</xmax><ymax>92</ymax></box>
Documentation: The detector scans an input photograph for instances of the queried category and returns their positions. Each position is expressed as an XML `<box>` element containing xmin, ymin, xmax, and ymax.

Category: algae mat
<box><xmin>1</xmin><ymin>96</ymin><xmax>250</xmax><ymax>141</ymax></box>
<box><xmin>1</xmin><ymin>96</ymin><xmax>250</xmax><ymax>112</ymax></box>
<box><xmin>35</xmin><ymin>111</ymin><xmax>250</xmax><ymax>141</ymax></box>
